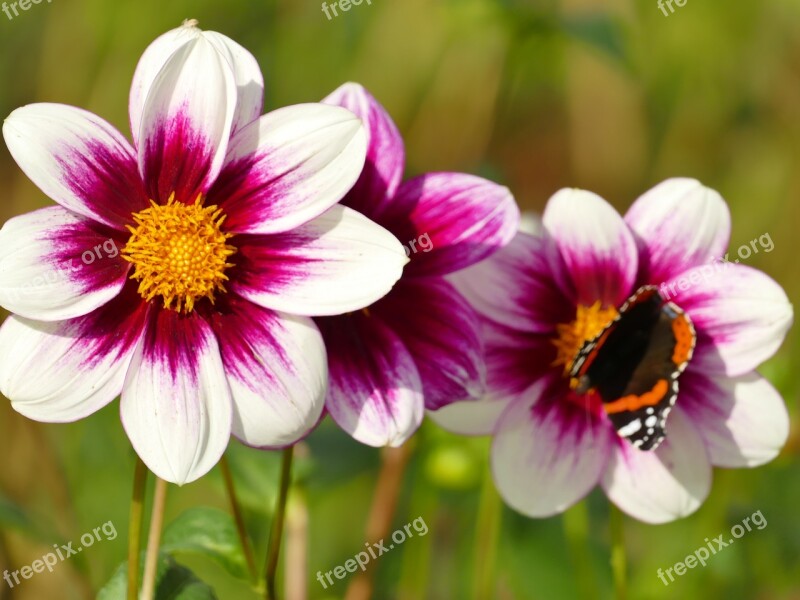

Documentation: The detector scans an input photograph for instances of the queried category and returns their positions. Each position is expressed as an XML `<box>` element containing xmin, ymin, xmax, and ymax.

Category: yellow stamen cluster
<box><xmin>551</xmin><ymin>301</ymin><xmax>619</xmax><ymax>374</ymax></box>
<box><xmin>122</xmin><ymin>194</ymin><xmax>236</xmax><ymax>313</ymax></box>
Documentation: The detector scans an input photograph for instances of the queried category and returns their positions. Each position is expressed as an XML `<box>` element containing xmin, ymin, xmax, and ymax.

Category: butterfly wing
<box><xmin>570</xmin><ymin>286</ymin><xmax>696</xmax><ymax>451</ymax></box>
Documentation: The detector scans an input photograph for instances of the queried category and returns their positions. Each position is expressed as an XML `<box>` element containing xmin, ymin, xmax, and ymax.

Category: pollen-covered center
<box><xmin>551</xmin><ymin>301</ymin><xmax>619</xmax><ymax>374</ymax></box>
<box><xmin>122</xmin><ymin>194</ymin><xmax>236</xmax><ymax>313</ymax></box>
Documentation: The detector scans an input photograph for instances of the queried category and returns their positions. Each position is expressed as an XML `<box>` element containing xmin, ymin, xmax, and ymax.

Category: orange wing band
<box><xmin>603</xmin><ymin>379</ymin><xmax>669</xmax><ymax>414</ymax></box>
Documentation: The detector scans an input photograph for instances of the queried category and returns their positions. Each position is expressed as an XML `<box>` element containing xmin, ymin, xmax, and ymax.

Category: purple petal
<box><xmin>625</xmin><ymin>178</ymin><xmax>731</xmax><ymax>284</ymax></box>
<box><xmin>3</xmin><ymin>104</ymin><xmax>148</xmax><ymax>229</ymax></box>
<box><xmin>484</xmin><ymin>321</ymin><xmax>558</xmax><ymax>404</ymax></box>
<box><xmin>429</xmin><ymin>323</ymin><xmax>558</xmax><ymax>436</ymax></box>
<box><xmin>679</xmin><ymin>370</ymin><xmax>789</xmax><ymax>467</ymax></box>
<box><xmin>385</xmin><ymin>173</ymin><xmax>519</xmax><ymax>277</ymax></box>
<box><xmin>208</xmin><ymin>104</ymin><xmax>367</xmax><ymax>235</ymax></box>
<box><xmin>323</xmin><ymin>82</ymin><xmax>405</xmax><ymax>215</ymax></box>
<box><xmin>203</xmin><ymin>295</ymin><xmax>327</xmax><ymax>449</ymax></box>
<box><xmin>491</xmin><ymin>375</ymin><xmax>614</xmax><ymax>517</ymax></box>
<box><xmin>0</xmin><ymin>281</ymin><xmax>147</xmax><ymax>422</ymax></box>
<box><xmin>0</xmin><ymin>207</ymin><xmax>130</xmax><ymax>321</ymax></box>
<box><xmin>601</xmin><ymin>408</ymin><xmax>711</xmax><ymax>524</ymax></box>
<box><xmin>373</xmin><ymin>279</ymin><xmax>484</xmax><ymax>410</ymax></box>
<box><xmin>317</xmin><ymin>312</ymin><xmax>423</xmax><ymax>447</ymax></box>
<box><xmin>543</xmin><ymin>188</ymin><xmax>638</xmax><ymax>307</ymax></box>
<box><xmin>450</xmin><ymin>230</ymin><xmax>574</xmax><ymax>335</ymax></box>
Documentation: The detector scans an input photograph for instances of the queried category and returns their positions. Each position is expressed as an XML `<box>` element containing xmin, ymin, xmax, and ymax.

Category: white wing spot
<box><xmin>617</xmin><ymin>419</ymin><xmax>642</xmax><ymax>437</ymax></box>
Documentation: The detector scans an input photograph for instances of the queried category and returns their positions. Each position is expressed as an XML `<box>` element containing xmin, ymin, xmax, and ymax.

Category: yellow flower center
<box><xmin>122</xmin><ymin>194</ymin><xmax>237</xmax><ymax>313</ymax></box>
<box><xmin>551</xmin><ymin>301</ymin><xmax>619</xmax><ymax>375</ymax></box>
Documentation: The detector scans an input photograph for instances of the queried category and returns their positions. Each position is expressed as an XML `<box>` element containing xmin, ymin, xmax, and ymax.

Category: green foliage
<box><xmin>0</xmin><ymin>0</ymin><xmax>798</xmax><ymax>598</ymax></box>
<box><xmin>161</xmin><ymin>508</ymin><xmax>250</xmax><ymax>581</ymax></box>
<box><xmin>98</xmin><ymin>553</ymin><xmax>218</xmax><ymax>600</ymax></box>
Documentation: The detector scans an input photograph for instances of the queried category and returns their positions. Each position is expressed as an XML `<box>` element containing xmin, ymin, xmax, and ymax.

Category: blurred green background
<box><xmin>0</xmin><ymin>0</ymin><xmax>798</xmax><ymax>598</ymax></box>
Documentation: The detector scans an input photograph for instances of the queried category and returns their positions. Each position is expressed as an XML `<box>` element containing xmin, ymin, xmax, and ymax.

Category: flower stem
<box><xmin>265</xmin><ymin>446</ymin><xmax>294</xmax><ymax>600</ymax></box>
<box><xmin>141</xmin><ymin>476</ymin><xmax>169</xmax><ymax>600</ymax></box>
<box><xmin>563</xmin><ymin>501</ymin><xmax>596</xmax><ymax>600</ymax></box>
<box><xmin>472</xmin><ymin>466</ymin><xmax>501</xmax><ymax>600</ymax></box>
<box><xmin>345</xmin><ymin>442</ymin><xmax>413</xmax><ymax>600</ymax></box>
<box><xmin>284</xmin><ymin>487</ymin><xmax>308</xmax><ymax>600</ymax></box>
<box><xmin>127</xmin><ymin>456</ymin><xmax>148</xmax><ymax>599</ymax></box>
<box><xmin>609</xmin><ymin>503</ymin><xmax>627</xmax><ymax>600</ymax></box>
<box><xmin>220</xmin><ymin>455</ymin><xmax>257</xmax><ymax>582</ymax></box>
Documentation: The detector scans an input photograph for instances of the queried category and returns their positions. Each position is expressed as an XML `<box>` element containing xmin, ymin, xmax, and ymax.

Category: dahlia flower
<box><xmin>315</xmin><ymin>83</ymin><xmax>520</xmax><ymax>447</ymax></box>
<box><xmin>435</xmin><ymin>179</ymin><xmax>792</xmax><ymax>523</ymax></box>
<box><xmin>0</xmin><ymin>23</ymin><xmax>407</xmax><ymax>484</ymax></box>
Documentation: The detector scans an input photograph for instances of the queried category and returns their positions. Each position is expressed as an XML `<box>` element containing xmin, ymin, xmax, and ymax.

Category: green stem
<box><xmin>220</xmin><ymin>455</ymin><xmax>258</xmax><ymax>582</ymax></box>
<box><xmin>141</xmin><ymin>477</ymin><xmax>169</xmax><ymax>600</ymax></box>
<box><xmin>265</xmin><ymin>446</ymin><xmax>294</xmax><ymax>600</ymax></box>
<box><xmin>563</xmin><ymin>501</ymin><xmax>597</xmax><ymax>600</ymax></box>
<box><xmin>127</xmin><ymin>457</ymin><xmax>148</xmax><ymax>600</ymax></box>
<box><xmin>472</xmin><ymin>467</ymin><xmax>502</xmax><ymax>600</ymax></box>
<box><xmin>609</xmin><ymin>503</ymin><xmax>627</xmax><ymax>600</ymax></box>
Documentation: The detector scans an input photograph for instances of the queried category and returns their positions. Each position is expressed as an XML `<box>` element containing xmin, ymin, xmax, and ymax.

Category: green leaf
<box><xmin>161</xmin><ymin>507</ymin><xmax>249</xmax><ymax>580</ymax></box>
<box><xmin>98</xmin><ymin>553</ymin><xmax>218</xmax><ymax>600</ymax></box>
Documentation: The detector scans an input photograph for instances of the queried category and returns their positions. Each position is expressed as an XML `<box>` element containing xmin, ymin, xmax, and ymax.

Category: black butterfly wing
<box><xmin>570</xmin><ymin>287</ymin><xmax>695</xmax><ymax>451</ymax></box>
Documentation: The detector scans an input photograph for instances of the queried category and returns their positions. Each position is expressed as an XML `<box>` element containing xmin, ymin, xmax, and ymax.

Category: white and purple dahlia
<box><xmin>0</xmin><ymin>23</ymin><xmax>408</xmax><ymax>484</ymax></box>
<box><xmin>315</xmin><ymin>83</ymin><xmax>520</xmax><ymax>447</ymax></box>
<box><xmin>435</xmin><ymin>179</ymin><xmax>793</xmax><ymax>523</ymax></box>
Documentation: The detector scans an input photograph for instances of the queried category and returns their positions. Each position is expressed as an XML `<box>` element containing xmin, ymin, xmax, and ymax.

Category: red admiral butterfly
<box><xmin>569</xmin><ymin>285</ymin><xmax>696</xmax><ymax>451</ymax></box>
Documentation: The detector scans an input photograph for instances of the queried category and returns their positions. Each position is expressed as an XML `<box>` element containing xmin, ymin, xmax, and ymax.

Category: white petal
<box><xmin>129</xmin><ymin>23</ymin><xmax>203</xmax><ymax>149</ymax></box>
<box><xmin>319</xmin><ymin>313</ymin><xmax>423</xmax><ymax>447</ymax></box>
<box><xmin>602</xmin><ymin>408</ymin><xmax>711</xmax><ymax>524</ymax></box>
<box><xmin>3</xmin><ymin>104</ymin><xmax>147</xmax><ymax>229</ymax></box>
<box><xmin>210</xmin><ymin>104</ymin><xmax>368</xmax><ymax>235</ymax></box>
<box><xmin>0</xmin><ymin>207</ymin><xmax>129</xmax><ymax>321</ymax></box>
<box><xmin>543</xmin><ymin>188</ymin><xmax>638</xmax><ymax>307</ymax></box>
<box><xmin>680</xmin><ymin>371</ymin><xmax>789</xmax><ymax>467</ymax></box>
<box><xmin>428</xmin><ymin>397</ymin><xmax>511</xmax><ymax>436</ymax></box>
<box><xmin>203</xmin><ymin>31</ymin><xmax>264</xmax><ymax>134</ymax></box>
<box><xmin>0</xmin><ymin>285</ymin><xmax>147</xmax><ymax>422</ymax></box>
<box><xmin>138</xmin><ymin>32</ymin><xmax>237</xmax><ymax>203</ymax></box>
<box><xmin>209</xmin><ymin>297</ymin><xmax>327</xmax><ymax>448</ymax></box>
<box><xmin>491</xmin><ymin>378</ymin><xmax>614</xmax><ymax>517</ymax></box>
<box><xmin>665</xmin><ymin>264</ymin><xmax>793</xmax><ymax>376</ymax></box>
<box><xmin>121</xmin><ymin>310</ymin><xmax>232</xmax><ymax>485</ymax></box>
<box><xmin>233</xmin><ymin>205</ymin><xmax>408</xmax><ymax>316</ymax></box>
<box><xmin>131</xmin><ymin>25</ymin><xmax>262</xmax><ymax>146</ymax></box>
<box><xmin>625</xmin><ymin>178</ymin><xmax>731</xmax><ymax>283</ymax></box>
